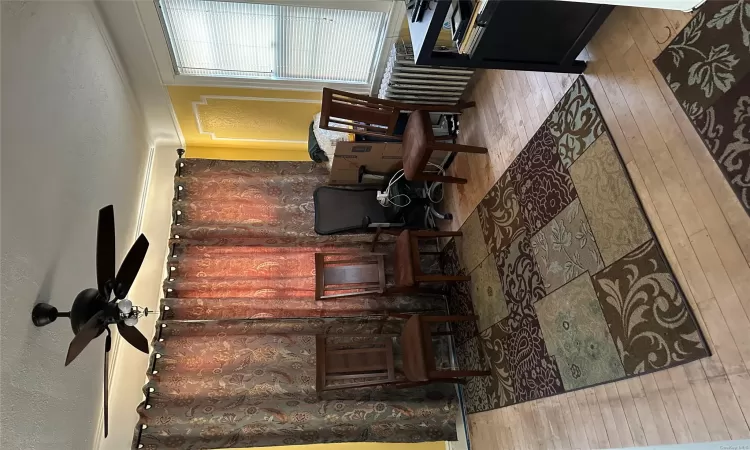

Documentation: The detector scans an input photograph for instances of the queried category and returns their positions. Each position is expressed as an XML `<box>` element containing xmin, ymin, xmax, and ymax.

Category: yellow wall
<box><xmin>168</xmin><ymin>86</ymin><xmax>322</xmax><ymax>161</ymax></box>
<box><xmin>226</xmin><ymin>443</ymin><xmax>445</xmax><ymax>450</ymax></box>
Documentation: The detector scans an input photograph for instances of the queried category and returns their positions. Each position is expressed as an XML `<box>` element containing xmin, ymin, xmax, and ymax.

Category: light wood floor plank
<box><xmin>651</xmin><ymin>370</ymin><xmax>693</xmax><ymax>443</ymax></box>
<box><xmin>583</xmin><ymin>71</ymin><xmax>634</xmax><ymax>164</ymax></box>
<box><xmin>584</xmin><ymin>389</ymin><xmax>610</xmax><ymax>448</ymax></box>
<box><xmin>509</xmin><ymin>405</ymin><xmax>530</xmax><ymax>450</ymax></box>
<box><xmin>710</xmin><ymin>374</ymin><xmax>750</xmax><ymax>439</ymax></box>
<box><xmin>695</xmin><ymin>296</ymin><xmax>746</xmax><ymax>376</ymax></box>
<box><xmin>688</xmin><ymin>375</ymin><xmax>732</xmax><ymax>441</ymax></box>
<box><xmin>666</xmin><ymin>366</ymin><xmax>712</xmax><ymax>443</ymax></box>
<box><xmin>507</xmin><ymin>70</ymin><xmax>538</xmax><ymax>141</ymax></box>
<box><xmin>638</xmin><ymin>7</ymin><xmax>674</xmax><ymax>51</ymax></box>
<box><xmin>558</xmin><ymin>394</ymin><xmax>584</xmax><ymax>450</ymax></box>
<box><xmin>618</xmin><ymin>29</ymin><xmax>750</xmax><ymax>326</ymax></box>
<box><xmin>627</xmin><ymin>377</ymin><xmax>664</xmax><ymax>445</ymax></box>
<box><xmin>604</xmin><ymin>383</ymin><xmax>635</xmax><ymax>447</ymax></box>
<box><xmin>547</xmin><ymin>396</ymin><xmax>570</xmax><ymax>450</ymax></box>
<box><xmin>445</xmin><ymin>6</ymin><xmax>750</xmax><ymax>450</ymax></box>
<box><xmin>534</xmin><ymin>399</ymin><xmax>555</xmax><ymax>450</ymax></box>
<box><xmin>689</xmin><ymin>230</ymin><xmax>750</xmax><ymax>372</ymax></box>
<box><xmin>728</xmin><ymin>372</ymin><xmax>750</xmax><ymax>437</ymax></box>
<box><xmin>661</xmin><ymin>9</ymin><xmax>692</xmax><ymax>35</ymax></box>
<box><xmin>521</xmin><ymin>402</ymin><xmax>543</xmax><ymax>450</ymax></box>
<box><xmin>493</xmin><ymin>408</ymin><xmax>513</xmax><ymax>450</ymax></box>
<box><xmin>614</xmin><ymin>380</ymin><xmax>649</xmax><ymax>447</ymax></box>
<box><xmin>606</xmin><ymin>44</ymin><xmax>706</xmax><ymax>238</ymax></box>
<box><xmin>640</xmin><ymin>374</ymin><xmax>679</xmax><ymax>445</ymax></box>
<box><xmin>544</xmin><ymin>72</ymin><xmax>564</xmax><ymax>103</ymax></box>
<box><xmin>594</xmin><ymin>385</ymin><xmax>623</xmax><ymax>448</ymax></box>
<box><xmin>591</xmin><ymin>49</ymin><xmax>717</xmax><ymax>306</ymax></box>
<box><xmin>672</xmin><ymin>110</ymin><xmax>750</xmax><ymax>262</ymax></box>
<box><xmin>567</xmin><ymin>392</ymin><xmax>591</xmax><ymax>450</ymax></box>
<box><xmin>574</xmin><ymin>390</ymin><xmax>600</xmax><ymax>449</ymax></box>
<box><xmin>533</xmin><ymin>72</ymin><xmax>557</xmax><ymax>111</ymax></box>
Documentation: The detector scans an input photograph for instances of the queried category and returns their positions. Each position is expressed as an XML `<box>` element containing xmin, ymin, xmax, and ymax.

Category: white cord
<box><xmin>383</xmin><ymin>169</ymin><xmax>411</xmax><ymax>208</ymax></box>
<box><xmin>381</xmin><ymin>162</ymin><xmax>446</xmax><ymax>208</ymax></box>
<box><xmin>425</xmin><ymin>162</ymin><xmax>445</xmax><ymax>204</ymax></box>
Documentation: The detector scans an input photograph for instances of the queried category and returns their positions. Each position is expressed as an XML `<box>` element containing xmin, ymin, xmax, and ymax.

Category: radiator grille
<box><xmin>378</xmin><ymin>43</ymin><xmax>474</xmax><ymax>105</ymax></box>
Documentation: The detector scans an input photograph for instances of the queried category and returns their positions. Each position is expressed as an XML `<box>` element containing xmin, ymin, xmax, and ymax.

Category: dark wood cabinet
<box><xmin>406</xmin><ymin>0</ymin><xmax>614</xmax><ymax>74</ymax></box>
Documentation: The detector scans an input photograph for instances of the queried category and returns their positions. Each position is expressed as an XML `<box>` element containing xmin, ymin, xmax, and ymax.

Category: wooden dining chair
<box><xmin>316</xmin><ymin>334</ymin><xmax>400</xmax><ymax>398</ymax></box>
<box><xmin>372</xmin><ymin>229</ymin><xmax>471</xmax><ymax>292</ymax></box>
<box><xmin>401</xmin><ymin>110</ymin><xmax>487</xmax><ymax>185</ymax></box>
<box><xmin>319</xmin><ymin>88</ymin><xmax>486</xmax><ymax>184</ymax></box>
<box><xmin>314</xmin><ymin>252</ymin><xmax>386</xmax><ymax>300</ymax></box>
<box><xmin>319</xmin><ymin>88</ymin><xmax>474</xmax><ymax>139</ymax></box>
<box><xmin>395</xmin><ymin>314</ymin><xmax>492</xmax><ymax>384</ymax></box>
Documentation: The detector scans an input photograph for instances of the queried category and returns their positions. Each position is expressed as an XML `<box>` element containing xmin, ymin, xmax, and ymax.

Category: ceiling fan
<box><xmin>31</xmin><ymin>205</ymin><xmax>152</xmax><ymax>438</ymax></box>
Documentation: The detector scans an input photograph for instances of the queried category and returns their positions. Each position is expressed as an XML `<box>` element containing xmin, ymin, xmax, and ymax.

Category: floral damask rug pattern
<box><xmin>654</xmin><ymin>0</ymin><xmax>750</xmax><ymax>214</ymax></box>
<box><xmin>445</xmin><ymin>76</ymin><xmax>709</xmax><ymax>414</ymax></box>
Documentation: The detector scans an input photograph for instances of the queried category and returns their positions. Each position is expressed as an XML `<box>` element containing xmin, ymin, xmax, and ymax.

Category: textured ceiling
<box><xmin>1</xmin><ymin>2</ymin><xmax>150</xmax><ymax>448</ymax></box>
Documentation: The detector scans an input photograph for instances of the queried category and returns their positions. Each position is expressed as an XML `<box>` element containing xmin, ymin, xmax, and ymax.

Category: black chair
<box><xmin>313</xmin><ymin>186</ymin><xmax>403</xmax><ymax>235</ymax></box>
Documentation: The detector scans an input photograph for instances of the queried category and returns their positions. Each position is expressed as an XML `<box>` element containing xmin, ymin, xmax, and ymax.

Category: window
<box><xmin>158</xmin><ymin>0</ymin><xmax>388</xmax><ymax>85</ymax></box>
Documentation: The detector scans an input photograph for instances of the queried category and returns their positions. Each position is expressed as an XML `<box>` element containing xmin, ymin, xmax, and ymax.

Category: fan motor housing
<box><xmin>71</xmin><ymin>288</ymin><xmax>109</xmax><ymax>335</ymax></box>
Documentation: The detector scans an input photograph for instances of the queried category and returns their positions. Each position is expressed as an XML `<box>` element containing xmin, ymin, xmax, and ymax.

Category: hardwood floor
<box><xmin>444</xmin><ymin>6</ymin><xmax>750</xmax><ymax>449</ymax></box>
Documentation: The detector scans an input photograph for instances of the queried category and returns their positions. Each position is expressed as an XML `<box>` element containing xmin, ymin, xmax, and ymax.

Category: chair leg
<box><xmin>457</xmin><ymin>100</ymin><xmax>476</xmax><ymax>110</ymax></box>
<box><xmin>431</xmin><ymin>141</ymin><xmax>488</xmax><ymax>154</ymax></box>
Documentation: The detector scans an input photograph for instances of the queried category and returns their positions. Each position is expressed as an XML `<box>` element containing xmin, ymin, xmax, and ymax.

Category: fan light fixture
<box><xmin>30</xmin><ymin>205</ymin><xmax>152</xmax><ymax>438</ymax></box>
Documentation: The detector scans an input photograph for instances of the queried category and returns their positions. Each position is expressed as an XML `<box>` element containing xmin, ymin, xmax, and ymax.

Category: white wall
<box><xmin>102</xmin><ymin>145</ymin><xmax>176</xmax><ymax>450</ymax></box>
<box><xmin>1</xmin><ymin>2</ymin><xmax>173</xmax><ymax>449</ymax></box>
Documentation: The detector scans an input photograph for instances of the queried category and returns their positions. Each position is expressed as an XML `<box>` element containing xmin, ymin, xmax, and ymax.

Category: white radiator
<box><xmin>378</xmin><ymin>43</ymin><xmax>474</xmax><ymax>105</ymax></box>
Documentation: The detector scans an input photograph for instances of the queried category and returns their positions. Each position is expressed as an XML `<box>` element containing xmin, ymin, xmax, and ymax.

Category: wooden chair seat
<box><xmin>402</xmin><ymin>110</ymin><xmax>433</xmax><ymax>180</ymax></box>
<box><xmin>401</xmin><ymin>110</ymin><xmax>488</xmax><ymax>185</ymax></box>
<box><xmin>394</xmin><ymin>231</ymin><xmax>415</xmax><ymax>287</ymax></box>
<box><xmin>400</xmin><ymin>315</ymin><xmax>492</xmax><ymax>383</ymax></box>
<box><xmin>390</xmin><ymin>229</ymin><xmax>471</xmax><ymax>288</ymax></box>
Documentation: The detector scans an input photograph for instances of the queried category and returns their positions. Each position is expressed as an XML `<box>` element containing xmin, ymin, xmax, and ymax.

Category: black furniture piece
<box><xmin>313</xmin><ymin>181</ymin><xmax>450</xmax><ymax>235</ymax></box>
<box><xmin>407</xmin><ymin>0</ymin><xmax>614</xmax><ymax>74</ymax></box>
<box><xmin>314</xmin><ymin>186</ymin><xmax>400</xmax><ymax>235</ymax></box>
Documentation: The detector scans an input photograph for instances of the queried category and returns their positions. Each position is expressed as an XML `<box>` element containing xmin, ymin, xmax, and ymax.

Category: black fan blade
<box><xmin>104</xmin><ymin>330</ymin><xmax>111</xmax><ymax>438</ymax></box>
<box><xmin>97</xmin><ymin>206</ymin><xmax>116</xmax><ymax>298</ymax></box>
<box><xmin>113</xmin><ymin>234</ymin><xmax>149</xmax><ymax>299</ymax></box>
<box><xmin>117</xmin><ymin>321</ymin><xmax>149</xmax><ymax>354</ymax></box>
<box><xmin>65</xmin><ymin>311</ymin><xmax>106</xmax><ymax>366</ymax></box>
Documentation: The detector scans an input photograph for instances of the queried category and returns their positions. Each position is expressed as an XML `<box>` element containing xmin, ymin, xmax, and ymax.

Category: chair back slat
<box><xmin>316</xmin><ymin>335</ymin><xmax>397</xmax><ymax>396</ymax></box>
<box><xmin>320</xmin><ymin>88</ymin><xmax>400</xmax><ymax>138</ymax></box>
<box><xmin>315</xmin><ymin>252</ymin><xmax>386</xmax><ymax>300</ymax></box>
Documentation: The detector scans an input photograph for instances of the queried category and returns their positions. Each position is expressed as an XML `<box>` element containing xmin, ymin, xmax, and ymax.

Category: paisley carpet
<box><xmin>654</xmin><ymin>0</ymin><xmax>750</xmax><ymax>215</ymax></box>
<box><xmin>446</xmin><ymin>76</ymin><xmax>709</xmax><ymax>414</ymax></box>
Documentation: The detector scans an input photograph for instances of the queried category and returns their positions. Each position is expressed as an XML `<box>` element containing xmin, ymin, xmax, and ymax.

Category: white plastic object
<box><xmin>124</xmin><ymin>316</ymin><xmax>139</xmax><ymax>327</ymax></box>
<box><xmin>118</xmin><ymin>299</ymin><xmax>133</xmax><ymax>314</ymax></box>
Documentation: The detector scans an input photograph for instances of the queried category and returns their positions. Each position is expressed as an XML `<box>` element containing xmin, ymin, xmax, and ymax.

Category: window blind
<box><xmin>159</xmin><ymin>0</ymin><xmax>388</xmax><ymax>84</ymax></box>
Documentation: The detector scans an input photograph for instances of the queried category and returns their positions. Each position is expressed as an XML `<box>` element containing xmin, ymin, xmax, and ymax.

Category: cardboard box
<box><xmin>329</xmin><ymin>141</ymin><xmax>447</xmax><ymax>185</ymax></box>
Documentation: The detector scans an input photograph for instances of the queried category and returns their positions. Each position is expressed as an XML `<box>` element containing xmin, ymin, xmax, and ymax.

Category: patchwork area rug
<box><xmin>654</xmin><ymin>0</ymin><xmax>750</xmax><ymax>214</ymax></box>
<box><xmin>445</xmin><ymin>76</ymin><xmax>709</xmax><ymax>414</ymax></box>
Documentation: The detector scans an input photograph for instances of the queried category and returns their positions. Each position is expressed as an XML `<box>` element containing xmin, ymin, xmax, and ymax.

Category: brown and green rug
<box><xmin>654</xmin><ymin>0</ymin><xmax>750</xmax><ymax>215</ymax></box>
<box><xmin>444</xmin><ymin>76</ymin><xmax>709</xmax><ymax>414</ymax></box>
